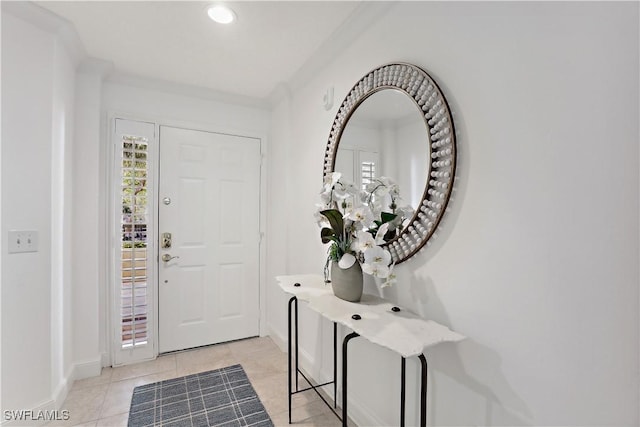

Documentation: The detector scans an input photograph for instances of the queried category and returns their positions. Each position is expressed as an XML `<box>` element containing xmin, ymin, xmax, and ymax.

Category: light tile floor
<box><xmin>48</xmin><ymin>337</ymin><xmax>344</xmax><ymax>427</ymax></box>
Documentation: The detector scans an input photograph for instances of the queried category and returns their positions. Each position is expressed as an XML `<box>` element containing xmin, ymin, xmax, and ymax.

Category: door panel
<box><xmin>158</xmin><ymin>126</ymin><xmax>260</xmax><ymax>353</ymax></box>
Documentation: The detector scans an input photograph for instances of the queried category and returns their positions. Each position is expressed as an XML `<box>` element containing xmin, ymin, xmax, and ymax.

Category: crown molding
<box><xmin>2</xmin><ymin>1</ymin><xmax>87</xmax><ymax>66</ymax></box>
<box><xmin>106</xmin><ymin>71</ymin><xmax>269</xmax><ymax>110</ymax></box>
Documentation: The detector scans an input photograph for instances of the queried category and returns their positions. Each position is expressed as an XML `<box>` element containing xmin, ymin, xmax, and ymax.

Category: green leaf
<box><xmin>321</xmin><ymin>227</ymin><xmax>337</xmax><ymax>244</ymax></box>
<box><xmin>320</xmin><ymin>209</ymin><xmax>344</xmax><ymax>236</ymax></box>
<box><xmin>380</xmin><ymin>212</ymin><xmax>397</xmax><ymax>224</ymax></box>
<box><xmin>384</xmin><ymin>229</ymin><xmax>397</xmax><ymax>241</ymax></box>
<box><xmin>328</xmin><ymin>242</ymin><xmax>340</xmax><ymax>262</ymax></box>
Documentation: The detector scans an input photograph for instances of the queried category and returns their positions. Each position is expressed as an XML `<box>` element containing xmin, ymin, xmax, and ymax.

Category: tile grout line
<box><xmin>96</xmin><ymin>372</ymin><xmax>116</xmax><ymax>423</ymax></box>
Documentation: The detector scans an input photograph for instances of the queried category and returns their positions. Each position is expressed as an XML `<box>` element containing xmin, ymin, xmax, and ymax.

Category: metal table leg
<box><xmin>334</xmin><ymin>322</ymin><xmax>338</xmax><ymax>408</ymax></box>
<box><xmin>287</xmin><ymin>296</ymin><xmax>296</xmax><ymax>424</ymax></box>
<box><xmin>401</xmin><ymin>357</ymin><xmax>406</xmax><ymax>427</ymax></box>
<box><xmin>295</xmin><ymin>297</ymin><xmax>299</xmax><ymax>391</ymax></box>
<box><xmin>342</xmin><ymin>332</ymin><xmax>360</xmax><ymax>427</ymax></box>
<box><xmin>419</xmin><ymin>354</ymin><xmax>428</xmax><ymax>427</ymax></box>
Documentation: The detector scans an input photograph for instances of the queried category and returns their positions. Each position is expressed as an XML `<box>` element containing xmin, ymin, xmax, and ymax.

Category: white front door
<box><xmin>158</xmin><ymin>126</ymin><xmax>261</xmax><ymax>353</ymax></box>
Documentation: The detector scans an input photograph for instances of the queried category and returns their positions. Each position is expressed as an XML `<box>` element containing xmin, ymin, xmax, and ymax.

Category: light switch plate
<box><xmin>8</xmin><ymin>230</ymin><xmax>38</xmax><ymax>253</ymax></box>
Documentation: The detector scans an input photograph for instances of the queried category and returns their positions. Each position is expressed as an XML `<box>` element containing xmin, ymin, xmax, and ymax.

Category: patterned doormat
<box><xmin>128</xmin><ymin>364</ymin><xmax>273</xmax><ymax>427</ymax></box>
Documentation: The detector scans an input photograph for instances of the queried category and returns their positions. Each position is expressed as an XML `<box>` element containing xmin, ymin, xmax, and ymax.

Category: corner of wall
<box><xmin>267</xmin><ymin>324</ymin><xmax>287</xmax><ymax>353</ymax></box>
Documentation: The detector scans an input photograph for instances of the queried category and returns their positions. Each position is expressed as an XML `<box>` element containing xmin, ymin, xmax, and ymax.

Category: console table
<box><xmin>277</xmin><ymin>274</ymin><xmax>465</xmax><ymax>427</ymax></box>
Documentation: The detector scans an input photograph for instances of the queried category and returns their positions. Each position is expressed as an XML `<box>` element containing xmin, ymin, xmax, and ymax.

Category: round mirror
<box><xmin>323</xmin><ymin>63</ymin><xmax>456</xmax><ymax>264</ymax></box>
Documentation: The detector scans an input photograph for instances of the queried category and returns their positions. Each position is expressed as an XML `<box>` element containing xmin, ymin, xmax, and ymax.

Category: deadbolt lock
<box><xmin>161</xmin><ymin>232</ymin><xmax>172</xmax><ymax>249</ymax></box>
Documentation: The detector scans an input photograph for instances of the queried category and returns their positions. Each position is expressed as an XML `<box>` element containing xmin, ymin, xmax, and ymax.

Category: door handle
<box><xmin>162</xmin><ymin>254</ymin><xmax>179</xmax><ymax>262</ymax></box>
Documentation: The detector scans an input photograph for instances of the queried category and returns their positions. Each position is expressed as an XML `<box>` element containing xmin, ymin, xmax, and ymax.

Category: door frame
<box><xmin>106</xmin><ymin>111</ymin><xmax>268</xmax><ymax>365</ymax></box>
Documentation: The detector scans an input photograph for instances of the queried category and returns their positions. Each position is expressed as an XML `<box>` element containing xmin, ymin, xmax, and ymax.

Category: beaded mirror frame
<box><xmin>323</xmin><ymin>63</ymin><xmax>457</xmax><ymax>264</ymax></box>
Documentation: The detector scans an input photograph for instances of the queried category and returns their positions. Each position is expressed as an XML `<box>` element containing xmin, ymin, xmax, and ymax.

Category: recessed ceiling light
<box><xmin>207</xmin><ymin>5</ymin><xmax>236</xmax><ymax>24</ymax></box>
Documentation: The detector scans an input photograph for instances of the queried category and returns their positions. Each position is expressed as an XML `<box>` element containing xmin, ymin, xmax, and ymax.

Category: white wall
<box><xmin>266</xmin><ymin>2</ymin><xmax>639</xmax><ymax>426</ymax></box>
<box><xmin>1</xmin><ymin>11</ymin><xmax>54</xmax><ymax>412</ymax></box>
<box><xmin>1</xmin><ymin>8</ymin><xmax>78</xmax><ymax>413</ymax></box>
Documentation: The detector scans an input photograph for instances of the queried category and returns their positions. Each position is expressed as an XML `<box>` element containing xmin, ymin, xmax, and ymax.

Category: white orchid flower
<box><xmin>338</xmin><ymin>252</ymin><xmax>356</xmax><ymax>269</ymax></box>
<box><xmin>369</xmin><ymin>198</ymin><xmax>382</xmax><ymax>216</ymax></box>
<box><xmin>344</xmin><ymin>206</ymin><xmax>374</xmax><ymax>228</ymax></box>
<box><xmin>363</xmin><ymin>246</ymin><xmax>391</xmax><ymax>267</ymax></box>
<box><xmin>364</xmin><ymin>181</ymin><xmax>377</xmax><ymax>193</ymax></box>
<box><xmin>336</xmin><ymin>179</ymin><xmax>359</xmax><ymax>198</ymax></box>
<box><xmin>362</xmin><ymin>246</ymin><xmax>392</xmax><ymax>279</ymax></box>
<box><xmin>343</xmin><ymin>181</ymin><xmax>358</xmax><ymax>195</ymax></box>
<box><xmin>372</xmin><ymin>184</ymin><xmax>390</xmax><ymax>198</ymax></box>
<box><xmin>381</xmin><ymin>263</ymin><xmax>397</xmax><ymax>288</ymax></box>
<box><xmin>333</xmin><ymin>183</ymin><xmax>351</xmax><ymax>200</ymax></box>
<box><xmin>389</xmin><ymin>183</ymin><xmax>400</xmax><ymax>198</ymax></box>
<box><xmin>352</xmin><ymin>230</ymin><xmax>376</xmax><ymax>252</ymax></box>
<box><xmin>318</xmin><ymin>189</ymin><xmax>332</xmax><ymax>207</ymax></box>
<box><xmin>362</xmin><ymin>262</ymin><xmax>390</xmax><ymax>279</ymax></box>
<box><xmin>379</xmin><ymin>176</ymin><xmax>395</xmax><ymax>186</ymax></box>
<box><xmin>322</xmin><ymin>182</ymin><xmax>335</xmax><ymax>196</ymax></box>
<box><xmin>324</xmin><ymin>172</ymin><xmax>342</xmax><ymax>187</ymax></box>
<box><xmin>398</xmin><ymin>205</ymin><xmax>415</xmax><ymax>225</ymax></box>
<box><xmin>374</xmin><ymin>222</ymin><xmax>390</xmax><ymax>245</ymax></box>
<box><xmin>321</xmin><ymin>172</ymin><xmax>353</xmax><ymax>205</ymax></box>
<box><xmin>314</xmin><ymin>209</ymin><xmax>330</xmax><ymax>228</ymax></box>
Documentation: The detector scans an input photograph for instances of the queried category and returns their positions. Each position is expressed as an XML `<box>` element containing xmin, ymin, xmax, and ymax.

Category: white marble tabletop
<box><xmin>276</xmin><ymin>274</ymin><xmax>465</xmax><ymax>358</ymax></box>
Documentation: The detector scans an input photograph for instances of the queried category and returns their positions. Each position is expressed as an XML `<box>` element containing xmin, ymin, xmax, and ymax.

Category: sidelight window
<box><xmin>120</xmin><ymin>136</ymin><xmax>150</xmax><ymax>348</ymax></box>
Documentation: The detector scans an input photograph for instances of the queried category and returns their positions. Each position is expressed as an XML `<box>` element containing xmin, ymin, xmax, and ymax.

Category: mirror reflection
<box><xmin>335</xmin><ymin>89</ymin><xmax>430</xmax><ymax>215</ymax></box>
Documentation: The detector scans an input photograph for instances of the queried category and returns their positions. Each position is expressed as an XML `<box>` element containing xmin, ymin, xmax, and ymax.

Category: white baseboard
<box><xmin>51</xmin><ymin>378</ymin><xmax>71</xmax><ymax>411</ymax></box>
<box><xmin>72</xmin><ymin>357</ymin><xmax>102</xmax><ymax>380</ymax></box>
<box><xmin>346</xmin><ymin>395</ymin><xmax>386</xmax><ymax>427</ymax></box>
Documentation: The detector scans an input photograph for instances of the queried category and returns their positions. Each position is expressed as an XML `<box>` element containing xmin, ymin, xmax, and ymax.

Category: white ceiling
<box><xmin>35</xmin><ymin>1</ymin><xmax>368</xmax><ymax>103</ymax></box>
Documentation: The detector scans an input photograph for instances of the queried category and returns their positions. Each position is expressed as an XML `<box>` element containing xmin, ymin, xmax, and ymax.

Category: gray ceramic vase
<box><xmin>331</xmin><ymin>260</ymin><xmax>363</xmax><ymax>302</ymax></box>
